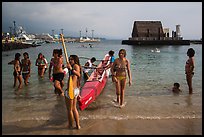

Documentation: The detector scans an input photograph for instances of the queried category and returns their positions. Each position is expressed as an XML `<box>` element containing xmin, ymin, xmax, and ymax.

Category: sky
<box><xmin>2</xmin><ymin>2</ymin><xmax>202</xmax><ymax>40</ymax></box>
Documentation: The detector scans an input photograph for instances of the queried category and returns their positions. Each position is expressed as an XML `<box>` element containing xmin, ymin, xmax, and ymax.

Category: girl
<box><xmin>185</xmin><ymin>48</ymin><xmax>195</xmax><ymax>94</ymax></box>
<box><xmin>65</xmin><ymin>55</ymin><xmax>81</xmax><ymax>129</ymax></box>
<box><xmin>21</xmin><ymin>52</ymin><xmax>31</xmax><ymax>85</ymax></box>
<box><xmin>111</xmin><ymin>49</ymin><xmax>132</xmax><ymax>108</ymax></box>
<box><xmin>35</xmin><ymin>53</ymin><xmax>46</xmax><ymax>77</ymax></box>
<box><xmin>8</xmin><ymin>53</ymin><xmax>23</xmax><ymax>89</ymax></box>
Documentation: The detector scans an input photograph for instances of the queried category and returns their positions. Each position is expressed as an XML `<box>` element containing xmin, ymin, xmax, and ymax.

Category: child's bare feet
<box><xmin>76</xmin><ymin>125</ymin><xmax>81</xmax><ymax>130</ymax></box>
<box><xmin>60</xmin><ymin>93</ymin><xmax>64</xmax><ymax>97</ymax></box>
<box><xmin>67</xmin><ymin>124</ymin><xmax>74</xmax><ymax>129</ymax></box>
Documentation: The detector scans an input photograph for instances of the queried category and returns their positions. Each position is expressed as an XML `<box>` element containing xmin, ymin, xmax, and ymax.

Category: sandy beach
<box><xmin>2</xmin><ymin>118</ymin><xmax>202</xmax><ymax>135</ymax></box>
<box><xmin>2</xmin><ymin>94</ymin><xmax>202</xmax><ymax>135</ymax></box>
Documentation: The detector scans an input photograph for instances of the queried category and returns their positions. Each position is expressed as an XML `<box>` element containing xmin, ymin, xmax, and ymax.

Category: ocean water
<box><xmin>2</xmin><ymin>40</ymin><xmax>202</xmax><ymax>134</ymax></box>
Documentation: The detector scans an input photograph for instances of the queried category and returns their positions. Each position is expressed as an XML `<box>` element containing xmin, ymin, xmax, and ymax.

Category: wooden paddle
<box><xmin>60</xmin><ymin>34</ymin><xmax>69</xmax><ymax>65</ymax></box>
<box><xmin>60</xmin><ymin>34</ymin><xmax>74</xmax><ymax>99</ymax></box>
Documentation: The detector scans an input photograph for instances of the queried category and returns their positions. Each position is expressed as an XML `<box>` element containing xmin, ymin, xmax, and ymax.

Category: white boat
<box><xmin>155</xmin><ymin>48</ymin><xmax>160</xmax><ymax>53</ymax></box>
<box><xmin>151</xmin><ymin>48</ymin><xmax>160</xmax><ymax>53</ymax></box>
<box><xmin>16</xmin><ymin>26</ymin><xmax>45</xmax><ymax>45</ymax></box>
<box><xmin>79</xmin><ymin>37</ymin><xmax>100</xmax><ymax>43</ymax></box>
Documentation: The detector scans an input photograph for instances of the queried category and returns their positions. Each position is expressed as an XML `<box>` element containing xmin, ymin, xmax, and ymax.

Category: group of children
<box><xmin>8</xmin><ymin>47</ymin><xmax>195</xmax><ymax>130</ymax></box>
<box><xmin>8</xmin><ymin>52</ymin><xmax>48</xmax><ymax>90</ymax></box>
<box><xmin>171</xmin><ymin>48</ymin><xmax>195</xmax><ymax>94</ymax></box>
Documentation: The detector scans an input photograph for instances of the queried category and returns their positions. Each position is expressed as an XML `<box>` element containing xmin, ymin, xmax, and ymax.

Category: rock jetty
<box><xmin>2</xmin><ymin>42</ymin><xmax>41</xmax><ymax>51</ymax></box>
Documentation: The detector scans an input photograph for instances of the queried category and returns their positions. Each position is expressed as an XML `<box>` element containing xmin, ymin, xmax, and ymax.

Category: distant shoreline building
<box><xmin>122</xmin><ymin>21</ymin><xmax>190</xmax><ymax>45</ymax></box>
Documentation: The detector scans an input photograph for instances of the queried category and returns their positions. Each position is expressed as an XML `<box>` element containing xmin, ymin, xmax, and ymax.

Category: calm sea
<box><xmin>2</xmin><ymin>40</ymin><xmax>202</xmax><ymax>134</ymax></box>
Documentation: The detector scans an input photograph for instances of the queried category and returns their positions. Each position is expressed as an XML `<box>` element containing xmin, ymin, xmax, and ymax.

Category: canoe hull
<box><xmin>78</xmin><ymin>55</ymin><xmax>110</xmax><ymax>110</ymax></box>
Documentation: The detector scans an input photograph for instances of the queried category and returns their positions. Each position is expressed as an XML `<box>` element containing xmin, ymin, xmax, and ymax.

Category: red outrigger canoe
<box><xmin>78</xmin><ymin>55</ymin><xmax>111</xmax><ymax>111</ymax></box>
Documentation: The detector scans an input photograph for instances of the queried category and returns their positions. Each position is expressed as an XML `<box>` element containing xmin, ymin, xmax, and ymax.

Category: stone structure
<box><xmin>131</xmin><ymin>21</ymin><xmax>164</xmax><ymax>40</ymax></box>
<box><xmin>122</xmin><ymin>20</ymin><xmax>190</xmax><ymax>45</ymax></box>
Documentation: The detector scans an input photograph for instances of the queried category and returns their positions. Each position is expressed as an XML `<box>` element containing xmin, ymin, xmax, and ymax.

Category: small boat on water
<box><xmin>79</xmin><ymin>37</ymin><xmax>100</xmax><ymax>43</ymax></box>
<box><xmin>78</xmin><ymin>55</ymin><xmax>111</xmax><ymax>111</ymax></box>
<box><xmin>151</xmin><ymin>48</ymin><xmax>160</xmax><ymax>53</ymax></box>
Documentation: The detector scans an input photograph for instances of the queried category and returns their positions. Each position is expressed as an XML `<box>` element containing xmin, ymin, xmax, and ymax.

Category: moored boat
<box><xmin>78</xmin><ymin>55</ymin><xmax>111</xmax><ymax>110</ymax></box>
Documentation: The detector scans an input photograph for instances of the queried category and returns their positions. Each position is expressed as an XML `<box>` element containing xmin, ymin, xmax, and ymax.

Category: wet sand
<box><xmin>2</xmin><ymin>118</ymin><xmax>202</xmax><ymax>135</ymax></box>
<box><xmin>2</xmin><ymin>94</ymin><xmax>202</xmax><ymax>135</ymax></box>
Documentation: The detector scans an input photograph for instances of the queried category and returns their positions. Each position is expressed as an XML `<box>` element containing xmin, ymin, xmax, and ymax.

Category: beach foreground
<box><xmin>2</xmin><ymin>93</ymin><xmax>202</xmax><ymax>135</ymax></box>
<box><xmin>2</xmin><ymin>118</ymin><xmax>202</xmax><ymax>135</ymax></box>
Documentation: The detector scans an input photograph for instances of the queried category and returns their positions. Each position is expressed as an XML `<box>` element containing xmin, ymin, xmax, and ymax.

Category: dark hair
<box><xmin>15</xmin><ymin>53</ymin><xmax>21</xmax><ymax>60</ymax></box>
<box><xmin>70</xmin><ymin>55</ymin><xmax>80</xmax><ymax>66</ymax></box>
<box><xmin>70</xmin><ymin>55</ymin><xmax>82</xmax><ymax>86</ymax></box>
<box><xmin>91</xmin><ymin>57</ymin><xmax>96</xmax><ymax>62</ymax></box>
<box><xmin>174</xmin><ymin>83</ymin><xmax>180</xmax><ymax>88</ymax></box>
<box><xmin>53</xmin><ymin>49</ymin><xmax>63</xmax><ymax>57</ymax></box>
<box><xmin>58</xmin><ymin>49</ymin><xmax>63</xmax><ymax>57</ymax></box>
<box><xmin>38</xmin><ymin>53</ymin><xmax>43</xmax><ymax>59</ymax></box>
<box><xmin>23</xmin><ymin>52</ymin><xmax>29</xmax><ymax>58</ymax></box>
<box><xmin>109</xmin><ymin>50</ymin><xmax>114</xmax><ymax>56</ymax></box>
<box><xmin>187</xmin><ymin>48</ymin><xmax>195</xmax><ymax>57</ymax></box>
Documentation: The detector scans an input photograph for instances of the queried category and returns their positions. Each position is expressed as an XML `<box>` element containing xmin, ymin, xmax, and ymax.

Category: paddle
<box><xmin>60</xmin><ymin>34</ymin><xmax>69</xmax><ymax>65</ymax></box>
<box><xmin>60</xmin><ymin>34</ymin><xmax>74</xmax><ymax>99</ymax></box>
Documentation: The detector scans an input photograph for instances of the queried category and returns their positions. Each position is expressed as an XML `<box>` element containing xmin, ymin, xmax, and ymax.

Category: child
<box><xmin>111</xmin><ymin>49</ymin><xmax>132</xmax><ymax>108</ymax></box>
<box><xmin>83</xmin><ymin>57</ymin><xmax>97</xmax><ymax>81</ymax></box>
<box><xmin>185</xmin><ymin>48</ymin><xmax>195</xmax><ymax>94</ymax></box>
<box><xmin>172</xmin><ymin>82</ymin><xmax>181</xmax><ymax>93</ymax></box>
<box><xmin>21</xmin><ymin>52</ymin><xmax>31</xmax><ymax>85</ymax></box>
<box><xmin>8</xmin><ymin>53</ymin><xmax>23</xmax><ymax>89</ymax></box>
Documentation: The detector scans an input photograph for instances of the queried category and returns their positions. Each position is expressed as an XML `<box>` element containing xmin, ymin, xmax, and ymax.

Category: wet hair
<box><xmin>58</xmin><ymin>49</ymin><xmax>63</xmax><ymax>57</ymax></box>
<box><xmin>119</xmin><ymin>49</ymin><xmax>126</xmax><ymax>57</ymax></box>
<box><xmin>174</xmin><ymin>83</ymin><xmax>180</xmax><ymax>88</ymax></box>
<box><xmin>187</xmin><ymin>48</ymin><xmax>195</xmax><ymax>57</ymax></box>
<box><xmin>91</xmin><ymin>57</ymin><xmax>96</xmax><ymax>62</ymax></box>
<box><xmin>69</xmin><ymin>55</ymin><xmax>82</xmax><ymax>86</ymax></box>
<box><xmin>38</xmin><ymin>53</ymin><xmax>43</xmax><ymax>59</ymax></box>
<box><xmin>70</xmin><ymin>55</ymin><xmax>82</xmax><ymax>85</ymax></box>
<box><xmin>15</xmin><ymin>53</ymin><xmax>21</xmax><ymax>60</ymax></box>
<box><xmin>53</xmin><ymin>49</ymin><xmax>63</xmax><ymax>57</ymax></box>
<box><xmin>70</xmin><ymin>55</ymin><xmax>80</xmax><ymax>66</ymax></box>
<box><xmin>23</xmin><ymin>52</ymin><xmax>29</xmax><ymax>58</ymax></box>
<box><xmin>109</xmin><ymin>50</ymin><xmax>114</xmax><ymax>56</ymax></box>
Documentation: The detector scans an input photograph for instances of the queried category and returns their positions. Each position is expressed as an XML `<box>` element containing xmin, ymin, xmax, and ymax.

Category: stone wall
<box><xmin>2</xmin><ymin>42</ymin><xmax>41</xmax><ymax>51</ymax></box>
<box><xmin>131</xmin><ymin>21</ymin><xmax>165</xmax><ymax>39</ymax></box>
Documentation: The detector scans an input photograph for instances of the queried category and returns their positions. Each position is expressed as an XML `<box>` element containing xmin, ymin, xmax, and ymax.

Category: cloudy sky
<box><xmin>2</xmin><ymin>2</ymin><xmax>202</xmax><ymax>40</ymax></box>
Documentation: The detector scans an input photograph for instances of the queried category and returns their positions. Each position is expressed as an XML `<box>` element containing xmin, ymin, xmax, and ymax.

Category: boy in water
<box><xmin>172</xmin><ymin>83</ymin><xmax>181</xmax><ymax>93</ymax></box>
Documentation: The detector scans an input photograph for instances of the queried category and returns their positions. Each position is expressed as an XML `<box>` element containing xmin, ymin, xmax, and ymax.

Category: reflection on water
<box><xmin>185</xmin><ymin>95</ymin><xmax>193</xmax><ymax>106</ymax></box>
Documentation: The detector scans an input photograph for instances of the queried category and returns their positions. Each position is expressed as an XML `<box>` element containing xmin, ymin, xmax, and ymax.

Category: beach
<box><xmin>2</xmin><ymin>118</ymin><xmax>202</xmax><ymax>135</ymax></box>
<box><xmin>2</xmin><ymin>40</ymin><xmax>202</xmax><ymax>135</ymax></box>
<box><xmin>2</xmin><ymin>93</ymin><xmax>202</xmax><ymax>135</ymax></box>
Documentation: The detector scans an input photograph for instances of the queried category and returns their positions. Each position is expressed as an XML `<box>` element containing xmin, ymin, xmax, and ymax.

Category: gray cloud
<box><xmin>2</xmin><ymin>2</ymin><xmax>202</xmax><ymax>40</ymax></box>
